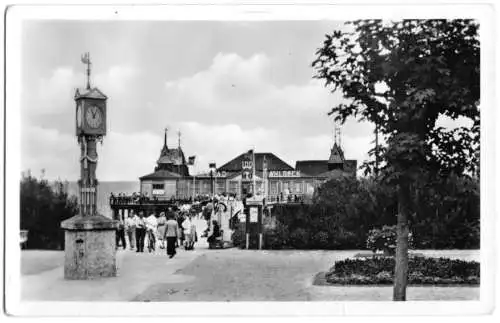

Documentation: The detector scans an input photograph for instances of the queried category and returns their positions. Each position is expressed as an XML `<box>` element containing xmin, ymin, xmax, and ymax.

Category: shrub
<box><xmin>326</xmin><ymin>256</ymin><xmax>479</xmax><ymax>285</ymax></box>
<box><xmin>311</xmin><ymin>231</ymin><xmax>329</xmax><ymax>249</ymax></box>
<box><xmin>263</xmin><ymin>222</ymin><xmax>289</xmax><ymax>250</ymax></box>
<box><xmin>261</xmin><ymin>175</ymin><xmax>479</xmax><ymax>251</ymax></box>
<box><xmin>289</xmin><ymin>228</ymin><xmax>310</xmax><ymax>249</ymax></box>
<box><xmin>366</xmin><ymin>225</ymin><xmax>414</xmax><ymax>255</ymax></box>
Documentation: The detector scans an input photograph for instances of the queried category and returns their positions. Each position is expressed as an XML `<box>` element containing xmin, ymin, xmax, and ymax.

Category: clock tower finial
<box><xmin>81</xmin><ymin>52</ymin><xmax>92</xmax><ymax>90</ymax></box>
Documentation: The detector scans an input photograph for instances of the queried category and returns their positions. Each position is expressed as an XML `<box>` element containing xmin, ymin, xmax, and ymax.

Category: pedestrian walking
<box><xmin>116</xmin><ymin>214</ymin><xmax>126</xmax><ymax>250</ymax></box>
<box><xmin>157</xmin><ymin>212</ymin><xmax>167</xmax><ymax>249</ymax></box>
<box><xmin>182</xmin><ymin>215</ymin><xmax>194</xmax><ymax>250</ymax></box>
<box><xmin>177</xmin><ymin>212</ymin><xmax>185</xmax><ymax>248</ymax></box>
<box><xmin>125</xmin><ymin>211</ymin><xmax>136</xmax><ymax>250</ymax></box>
<box><xmin>135</xmin><ymin>211</ymin><xmax>146</xmax><ymax>253</ymax></box>
<box><xmin>164</xmin><ymin>212</ymin><xmax>179</xmax><ymax>258</ymax></box>
<box><xmin>145</xmin><ymin>213</ymin><xmax>158</xmax><ymax>253</ymax></box>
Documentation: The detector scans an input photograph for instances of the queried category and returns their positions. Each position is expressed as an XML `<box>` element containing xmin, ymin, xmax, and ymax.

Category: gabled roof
<box><xmin>74</xmin><ymin>87</ymin><xmax>108</xmax><ymax>100</ymax></box>
<box><xmin>140</xmin><ymin>170</ymin><xmax>182</xmax><ymax>180</ymax></box>
<box><xmin>295</xmin><ymin>160</ymin><xmax>329</xmax><ymax>176</ymax></box>
<box><xmin>218</xmin><ymin>152</ymin><xmax>294</xmax><ymax>172</ymax></box>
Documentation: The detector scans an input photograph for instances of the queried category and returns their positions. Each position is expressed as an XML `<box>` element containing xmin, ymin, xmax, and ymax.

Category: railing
<box><xmin>266</xmin><ymin>195</ymin><xmax>307</xmax><ymax>204</ymax></box>
<box><xmin>109</xmin><ymin>197</ymin><xmax>195</xmax><ymax>206</ymax></box>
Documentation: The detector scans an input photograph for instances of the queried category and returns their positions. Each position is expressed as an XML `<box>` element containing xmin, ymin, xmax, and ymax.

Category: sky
<box><xmin>20</xmin><ymin>20</ymin><xmax>468</xmax><ymax>181</ymax></box>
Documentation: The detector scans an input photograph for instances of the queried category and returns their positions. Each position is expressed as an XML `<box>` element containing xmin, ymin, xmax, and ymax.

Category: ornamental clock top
<box><xmin>75</xmin><ymin>87</ymin><xmax>108</xmax><ymax>100</ymax></box>
<box><xmin>75</xmin><ymin>89</ymin><xmax>107</xmax><ymax>136</ymax></box>
<box><xmin>75</xmin><ymin>52</ymin><xmax>107</xmax><ymax>136</ymax></box>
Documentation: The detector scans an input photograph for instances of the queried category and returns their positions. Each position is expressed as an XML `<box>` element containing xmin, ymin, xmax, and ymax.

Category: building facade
<box><xmin>139</xmin><ymin>131</ymin><xmax>357</xmax><ymax>201</ymax></box>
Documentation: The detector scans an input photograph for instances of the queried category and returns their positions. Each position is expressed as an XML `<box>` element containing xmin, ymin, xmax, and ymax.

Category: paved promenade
<box><xmin>21</xmin><ymin>246</ymin><xmax>479</xmax><ymax>302</ymax></box>
<box><xmin>21</xmin><ymin>217</ymin><xmax>479</xmax><ymax>302</ymax></box>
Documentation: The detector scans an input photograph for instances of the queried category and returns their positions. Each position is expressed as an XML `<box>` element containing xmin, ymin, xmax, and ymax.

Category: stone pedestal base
<box><xmin>61</xmin><ymin>214</ymin><xmax>118</xmax><ymax>280</ymax></box>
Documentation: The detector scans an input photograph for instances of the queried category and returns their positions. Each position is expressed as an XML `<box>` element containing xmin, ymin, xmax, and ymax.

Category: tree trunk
<box><xmin>393</xmin><ymin>181</ymin><xmax>410</xmax><ymax>301</ymax></box>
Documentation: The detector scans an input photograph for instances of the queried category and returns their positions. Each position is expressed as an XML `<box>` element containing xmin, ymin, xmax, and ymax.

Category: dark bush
<box><xmin>310</xmin><ymin>231</ymin><xmax>329</xmax><ymax>249</ymax></box>
<box><xmin>289</xmin><ymin>228</ymin><xmax>310</xmax><ymax>249</ymax></box>
<box><xmin>263</xmin><ymin>222</ymin><xmax>289</xmax><ymax>250</ymax></box>
<box><xmin>265</xmin><ymin>174</ymin><xmax>479</xmax><ymax>250</ymax></box>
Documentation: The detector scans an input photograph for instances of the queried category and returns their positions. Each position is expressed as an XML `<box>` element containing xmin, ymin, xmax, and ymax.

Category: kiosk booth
<box><xmin>245</xmin><ymin>198</ymin><xmax>264</xmax><ymax>249</ymax></box>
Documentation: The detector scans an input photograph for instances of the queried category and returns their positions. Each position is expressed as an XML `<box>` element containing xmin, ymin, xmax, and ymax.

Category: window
<box><xmin>295</xmin><ymin>182</ymin><xmax>302</xmax><ymax>193</ymax></box>
<box><xmin>229</xmin><ymin>181</ymin><xmax>239</xmax><ymax>194</ymax></box>
<box><xmin>270</xmin><ymin>181</ymin><xmax>278</xmax><ymax>195</ymax></box>
<box><xmin>216</xmin><ymin>179</ymin><xmax>225</xmax><ymax>193</ymax></box>
<box><xmin>152</xmin><ymin>183</ymin><xmax>164</xmax><ymax>190</ymax></box>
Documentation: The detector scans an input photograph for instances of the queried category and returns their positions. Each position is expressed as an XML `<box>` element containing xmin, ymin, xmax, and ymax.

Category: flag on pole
<box><xmin>81</xmin><ymin>52</ymin><xmax>90</xmax><ymax>64</ymax></box>
<box><xmin>188</xmin><ymin>156</ymin><xmax>196</xmax><ymax>165</ymax></box>
<box><xmin>209</xmin><ymin>162</ymin><xmax>216</xmax><ymax>169</ymax></box>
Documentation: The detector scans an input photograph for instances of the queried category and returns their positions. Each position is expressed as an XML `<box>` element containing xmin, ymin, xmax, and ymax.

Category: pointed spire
<box><xmin>177</xmin><ymin>130</ymin><xmax>181</xmax><ymax>148</ymax></box>
<box><xmin>164</xmin><ymin>127</ymin><xmax>168</xmax><ymax>149</ymax></box>
<box><xmin>334</xmin><ymin>123</ymin><xmax>342</xmax><ymax>149</ymax></box>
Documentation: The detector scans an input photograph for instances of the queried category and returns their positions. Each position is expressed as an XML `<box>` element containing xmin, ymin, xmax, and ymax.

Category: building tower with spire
<box><xmin>154</xmin><ymin>128</ymin><xmax>189</xmax><ymax>176</ymax></box>
<box><xmin>328</xmin><ymin>123</ymin><xmax>345</xmax><ymax>171</ymax></box>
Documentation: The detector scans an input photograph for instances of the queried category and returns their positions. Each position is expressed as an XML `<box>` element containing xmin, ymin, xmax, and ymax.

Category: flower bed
<box><xmin>325</xmin><ymin>256</ymin><xmax>479</xmax><ymax>285</ymax></box>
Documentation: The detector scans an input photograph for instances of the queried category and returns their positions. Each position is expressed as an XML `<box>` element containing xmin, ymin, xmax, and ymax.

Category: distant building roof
<box><xmin>296</xmin><ymin>159</ymin><xmax>358</xmax><ymax>177</ymax></box>
<box><xmin>140</xmin><ymin>170</ymin><xmax>182</xmax><ymax>180</ymax></box>
<box><xmin>317</xmin><ymin>169</ymin><xmax>354</xmax><ymax>179</ymax></box>
<box><xmin>295</xmin><ymin>160</ymin><xmax>329</xmax><ymax>176</ymax></box>
<box><xmin>218</xmin><ymin>152</ymin><xmax>294</xmax><ymax>172</ymax></box>
<box><xmin>74</xmin><ymin>87</ymin><xmax>108</xmax><ymax>100</ymax></box>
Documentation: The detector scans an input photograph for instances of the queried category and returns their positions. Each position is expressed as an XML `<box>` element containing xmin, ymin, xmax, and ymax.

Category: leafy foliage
<box><xmin>313</xmin><ymin>19</ymin><xmax>480</xmax><ymax>299</ymax></box>
<box><xmin>20</xmin><ymin>171</ymin><xmax>78</xmax><ymax>250</ymax></box>
<box><xmin>312</xmin><ymin>19</ymin><xmax>479</xmax><ymax>179</ymax></box>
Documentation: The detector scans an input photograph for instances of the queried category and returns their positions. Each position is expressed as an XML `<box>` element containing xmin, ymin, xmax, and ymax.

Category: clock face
<box><xmin>76</xmin><ymin>102</ymin><xmax>82</xmax><ymax>127</ymax></box>
<box><xmin>85</xmin><ymin>105</ymin><xmax>103</xmax><ymax>129</ymax></box>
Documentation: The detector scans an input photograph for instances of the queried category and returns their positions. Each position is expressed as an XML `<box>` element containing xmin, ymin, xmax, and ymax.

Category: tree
<box><xmin>312</xmin><ymin>19</ymin><xmax>479</xmax><ymax>300</ymax></box>
<box><xmin>20</xmin><ymin>171</ymin><xmax>78</xmax><ymax>250</ymax></box>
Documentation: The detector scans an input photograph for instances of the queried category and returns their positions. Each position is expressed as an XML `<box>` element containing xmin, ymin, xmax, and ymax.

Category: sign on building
<box><xmin>152</xmin><ymin>189</ymin><xmax>165</xmax><ymax>195</ymax></box>
<box><xmin>268</xmin><ymin>170</ymin><xmax>301</xmax><ymax>178</ymax></box>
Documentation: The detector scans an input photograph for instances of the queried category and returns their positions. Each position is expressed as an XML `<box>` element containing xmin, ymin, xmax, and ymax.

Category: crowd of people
<box><xmin>112</xmin><ymin>191</ymin><xmax>305</xmax><ymax>256</ymax></box>
<box><xmin>114</xmin><ymin>198</ymin><xmax>228</xmax><ymax>257</ymax></box>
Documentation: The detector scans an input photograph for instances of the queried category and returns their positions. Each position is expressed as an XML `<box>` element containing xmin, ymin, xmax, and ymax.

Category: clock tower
<box><xmin>61</xmin><ymin>53</ymin><xmax>118</xmax><ymax>280</ymax></box>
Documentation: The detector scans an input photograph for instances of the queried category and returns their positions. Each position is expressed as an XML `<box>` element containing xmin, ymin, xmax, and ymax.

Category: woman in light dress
<box><xmin>182</xmin><ymin>215</ymin><xmax>197</xmax><ymax>250</ymax></box>
<box><xmin>156</xmin><ymin>212</ymin><xmax>167</xmax><ymax>249</ymax></box>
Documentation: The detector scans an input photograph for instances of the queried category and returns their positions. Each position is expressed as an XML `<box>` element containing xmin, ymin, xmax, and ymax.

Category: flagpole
<box><xmin>191</xmin><ymin>157</ymin><xmax>196</xmax><ymax>201</ymax></box>
<box><xmin>252</xmin><ymin>148</ymin><xmax>256</xmax><ymax>197</ymax></box>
